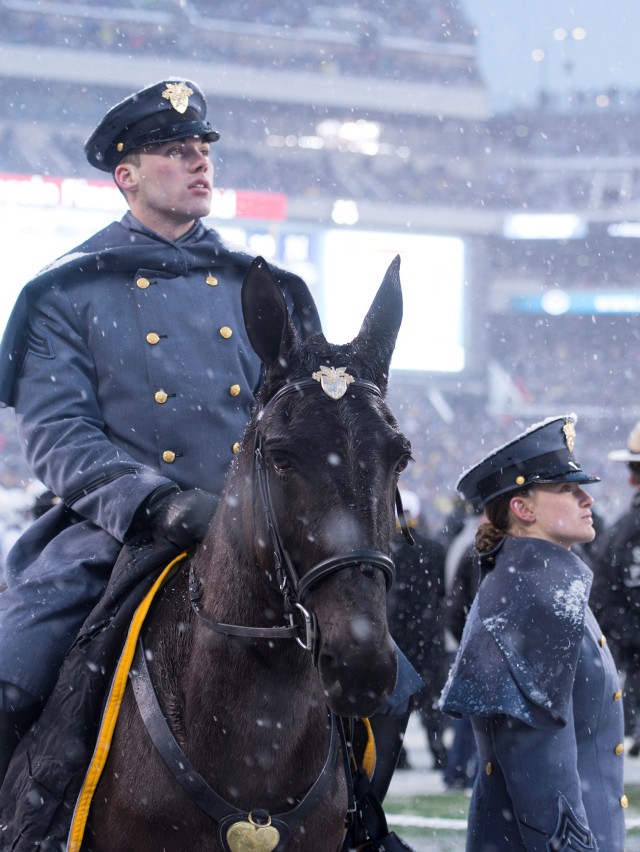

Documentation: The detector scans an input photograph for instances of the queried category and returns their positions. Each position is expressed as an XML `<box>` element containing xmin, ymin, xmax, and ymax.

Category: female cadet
<box><xmin>440</xmin><ymin>414</ymin><xmax>626</xmax><ymax>851</ymax></box>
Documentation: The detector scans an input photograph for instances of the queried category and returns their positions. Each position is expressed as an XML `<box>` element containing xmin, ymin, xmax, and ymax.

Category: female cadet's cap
<box><xmin>456</xmin><ymin>414</ymin><xmax>600</xmax><ymax>509</ymax></box>
<box><xmin>608</xmin><ymin>421</ymin><xmax>640</xmax><ymax>463</ymax></box>
<box><xmin>84</xmin><ymin>79</ymin><xmax>220</xmax><ymax>172</ymax></box>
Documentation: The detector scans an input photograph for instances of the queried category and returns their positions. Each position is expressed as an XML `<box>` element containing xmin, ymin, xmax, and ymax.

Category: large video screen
<box><xmin>321</xmin><ymin>230</ymin><xmax>466</xmax><ymax>372</ymax></box>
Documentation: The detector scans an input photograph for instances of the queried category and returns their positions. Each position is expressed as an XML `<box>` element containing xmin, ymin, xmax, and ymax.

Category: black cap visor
<box><xmin>108</xmin><ymin>119</ymin><xmax>219</xmax><ymax>171</ymax></box>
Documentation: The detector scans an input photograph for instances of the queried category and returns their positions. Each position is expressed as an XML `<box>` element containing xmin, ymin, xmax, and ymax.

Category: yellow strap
<box><xmin>361</xmin><ymin>717</ymin><xmax>376</xmax><ymax>779</ymax></box>
<box><xmin>67</xmin><ymin>551</ymin><xmax>188</xmax><ymax>851</ymax></box>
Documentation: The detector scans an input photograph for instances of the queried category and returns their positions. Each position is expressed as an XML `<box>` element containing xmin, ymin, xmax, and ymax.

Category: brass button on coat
<box><xmin>232</xmin><ymin>442</ymin><xmax>241</xmax><ymax>454</ymax></box>
<box><xmin>146</xmin><ymin>332</ymin><xmax>160</xmax><ymax>345</ymax></box>
<box><xmin>621</xmin><ymin>794</ymin><xmax>629</xmax><ymax>808</ymax></box>
<box><xmin>219</xmin><ymin>326</ymin><xmax>233</xmax><ymax>339</ymax></box>
<box><xmin>229</xmin><ymin>384</ymin><xmax>241</xmax><ymax>397</ymax></box>
<box><xmin>599</xmin><ymin>635</ymin><xmax>607</xmax><ymax>647</ymax></box>
<box><xmin>162</xmin><ymin>450</ymin><xmax>176</xmax><ymax>463</ymax></box>
<box><xmin>136</xmin><ymin>277</ymin><xmax>150</xmax><ymax>289</ymax></box>
<box><xmin>154</xmin><ymin>390</ymin><xmax>168</xmax><ymax>404</ymax></box>
<box><xmin>615</xmin><ymin>743</ymin><xmax>625</xmax><ymax>756</ymax></box>
<box><xmin>614</xmin><ymin>690</ymin><xmax>623</xmax><ymax>701</ymax></box>
<box><xmin>206</xmin><ymin>275</ymin><xmax>218</xmax><ymax>286</ymax></box>
<box><xmin>485</xmin><ymin>762</ymin><xmax>492</xmax><ymax>775</ymax></box>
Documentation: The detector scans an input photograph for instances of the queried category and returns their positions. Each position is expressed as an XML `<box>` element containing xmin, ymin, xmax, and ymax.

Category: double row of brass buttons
<box><xmin>139</xmin><ymin>273</ymin><xmax>243</xmax><ymax>463</ymax></box>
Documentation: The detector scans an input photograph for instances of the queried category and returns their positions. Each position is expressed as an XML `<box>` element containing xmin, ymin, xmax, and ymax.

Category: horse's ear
<box><xmin>241</xmin><ymin>256</ymin><xmax>292</xmax><ymax>366</ymax></box>
<box><xmin>353</xmin><ymin>254</ymin><xmax>403</xmax><ymax>375</ymax></box>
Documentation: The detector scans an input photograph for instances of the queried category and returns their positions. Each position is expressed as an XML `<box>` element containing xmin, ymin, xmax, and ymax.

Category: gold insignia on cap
<box><xmin>515</xmin><ymin>475</ymin><xmax>526</xmax><ymax>486</ymax></box>
<box><xmin>563</xmin><ymin>420</ymin><xmax>576</xmax><ymax>452</ymax></box>
<box><xmin>117</xmin><ymin>142</ymin><xmax>124</xmax><ymax>152</ymax></box>
<box><xmin>312</xmin><ymin>366</ymin><xmax>355</xmax><ymax>400</ymax></box>
<box><xmin>162</xmin><ymin>81</ymin><xmax>194</xmax><ymax>114</ymax></box>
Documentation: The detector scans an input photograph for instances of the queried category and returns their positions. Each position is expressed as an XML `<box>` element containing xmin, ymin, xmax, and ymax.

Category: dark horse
<box><xmin>84</xmin><ymin>255</ymin><xmax>411</xmax><ymax>851</ymax></box>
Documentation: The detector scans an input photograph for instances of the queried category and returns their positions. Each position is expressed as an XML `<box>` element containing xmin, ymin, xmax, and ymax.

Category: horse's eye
<box><xmin>271</xmin><ymin>454</ymin><xmax>292</xmax><ymax>472</ymax></box>
<box><xmin>396</xmin><ymin>455</ymin><xmax>410</xmax><ymax>474</ymax></box>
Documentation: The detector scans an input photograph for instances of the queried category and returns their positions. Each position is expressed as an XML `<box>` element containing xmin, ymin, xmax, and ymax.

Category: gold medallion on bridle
<box><xmin>311</xmin><ymin>365</ymin><xmax>355</xmax><ymax>400</ymax></box>
<box><xmin>226</xmin><ymin>813</ymin><xmax>280</xmax><ymax>852</ymax></box>
<box><xmin>562</xmin><ymin>420</ymin><xmax>576</xmax><ymax>453</ymax></box>
<box><xmin>162</xmin><ymin>81</ymin><xmax>193</xmax><ymax>114</ymax></box>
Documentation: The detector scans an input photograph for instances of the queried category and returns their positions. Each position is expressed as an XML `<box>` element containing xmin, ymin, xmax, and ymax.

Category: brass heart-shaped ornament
<box><xmin>226</xmin><ymin>817</ymin><xmax>280</xmax><ymax>852</ymax></box>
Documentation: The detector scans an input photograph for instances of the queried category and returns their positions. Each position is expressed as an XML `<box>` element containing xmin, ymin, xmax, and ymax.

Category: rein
<box><xmin>189</xmin><ymin>375</ymin><xmax>408</xmax><ymax>658</ymax></box>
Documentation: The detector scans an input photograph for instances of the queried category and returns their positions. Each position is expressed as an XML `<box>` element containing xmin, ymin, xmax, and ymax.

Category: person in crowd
<box><xmin>0</xmin><ymin>78</ymin><xmax>325</xmax><ymax>782</ymax></box>
<box><xmin>591</xmin><ymin>421</ymin><xmax>640</xmax><ymax>756</ymax></box>
<box><xmin>441</xmin><ymin>511</ymin><xmax>482</xmax><ymax>791</ymax></box>
<box><xmin>440</xmin><ymin>414</ymin><xmax>626</xmax><ymax>850</ymax></box>
<box><xmin>438</xmin><ymin>494</ymin><xmax>468</xmax><ymax>548</ymax></box>
<box><xmin>388</xmin><ymin>490</ymin><xmax>448</xmax><ymax>770</ymax></box>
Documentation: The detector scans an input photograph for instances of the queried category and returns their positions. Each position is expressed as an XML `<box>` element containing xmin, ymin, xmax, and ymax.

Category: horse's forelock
<box><xmin>299</xmin><ymin>337</ymin><xmax>390</xmax><ymax>392</ymax></box>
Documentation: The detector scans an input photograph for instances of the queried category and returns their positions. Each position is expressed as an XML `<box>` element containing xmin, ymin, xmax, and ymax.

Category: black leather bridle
<box><xmin>189</xmin><ymin>375</ymin><xmax>412</xmax><ymax>660</ymax></box>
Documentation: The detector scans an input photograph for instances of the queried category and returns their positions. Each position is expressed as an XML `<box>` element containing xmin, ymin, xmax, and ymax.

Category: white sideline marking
<box><xmin>386</xmin><ymin>815</ymin><xmax>640</xmax><ymax>831</ymax></box>
<box><xmin>386</xmin><ymin>814</ymin><xmax>466</xmax><ymax>830</ymax></box>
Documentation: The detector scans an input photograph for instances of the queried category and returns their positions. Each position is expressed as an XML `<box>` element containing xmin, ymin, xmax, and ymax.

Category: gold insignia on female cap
<box><xmin>162</xmin><ymin>81</ymin><xmax>193</xmax><ymax>114</ymax></box>
<box><xmin>515</xmin><ymin>475</ymin><xmax>526</xmax><ymax>486</ymax></box>
<box><xmin>563</xmin><ymin>420</ymin><xmax>576</xmax><ymax>452</ymax></box>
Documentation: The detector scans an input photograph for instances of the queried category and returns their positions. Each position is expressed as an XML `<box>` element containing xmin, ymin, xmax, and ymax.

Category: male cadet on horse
<box><xmin>0</xmin><ymin>79</ymin><xmax>421</xmax><ymax>818</ymax></box>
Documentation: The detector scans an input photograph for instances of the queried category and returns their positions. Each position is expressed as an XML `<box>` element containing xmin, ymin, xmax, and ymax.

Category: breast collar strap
<box><xmin>130</xmin><ymin>636</ymin><xmax>344</xmax><ymax>851</ymax></box>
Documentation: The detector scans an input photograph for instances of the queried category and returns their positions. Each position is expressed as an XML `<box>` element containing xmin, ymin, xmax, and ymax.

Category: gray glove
<box><xmin>135</xmin><ymin>485</ymin><xmax>218</xmax><ymax>548</ymax></box>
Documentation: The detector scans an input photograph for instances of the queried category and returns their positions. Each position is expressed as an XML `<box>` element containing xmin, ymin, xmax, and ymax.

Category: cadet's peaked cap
<box><xmin>84</xmin><ymin>79</ymin><xmax>220</xmax><ymax>172</ymax></box>
<box><xmin>608</xmin><ymin>421</ymin><xmax>640</xmax><ymax>463</ymax></box>
<box><xmin>457</xmin><ymin>414</ymin><xmax>599</xmax><ymax>509</ymax></box>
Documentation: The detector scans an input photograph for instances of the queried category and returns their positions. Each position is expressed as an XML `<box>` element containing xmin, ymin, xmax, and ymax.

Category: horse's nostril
<box><xmin>318</xmin><ymin>648</ymin><xmax>339</xmax><ymax>672</ymax></box>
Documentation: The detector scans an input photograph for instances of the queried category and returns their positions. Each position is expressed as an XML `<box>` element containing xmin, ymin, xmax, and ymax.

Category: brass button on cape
<box><xmin>146</xmin><ymin>332</ymin><xmax>160</xmax><ymax>345</ymax></box>
<box><xmin>219</xmin><ymin>326</ymin><xmax>233</xmax><ymax>339</ymax></box>
<box><xmin>162</xmin><ymin>450</ymin><xmax>176</xmax><ymax>463</ymax></box>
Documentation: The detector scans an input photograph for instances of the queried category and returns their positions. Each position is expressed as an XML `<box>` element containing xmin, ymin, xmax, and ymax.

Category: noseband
<box><xmin>190</xmin><ymin>373</ymin><xmax>411</xmax><ymax>658</ymax></box>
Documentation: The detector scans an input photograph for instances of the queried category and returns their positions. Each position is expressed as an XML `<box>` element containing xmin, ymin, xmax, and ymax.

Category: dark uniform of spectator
<box><xmin>388</xmin><ymin>490</ymin><xmax>447</xmax><ymax>769</ymax></box>
<box><xmin>591</xmin><ymin>421</ymin><xmax>640</xmax><ymax>754</ymax></box>
<box><xmin>442</xmin><ymin>532</ymin><xmax>480</xmax><ymax>789</ymax></box>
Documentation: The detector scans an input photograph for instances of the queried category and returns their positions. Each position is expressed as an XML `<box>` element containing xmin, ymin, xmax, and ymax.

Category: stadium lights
<box><xmin>608</xmin><ymin>222</ymin><xmax>640</xmax><ymax>238</ymax></box>
<box><xmin>331</xmin><ymin>200</ymin><xmax>359</xmax><ymax>225</ymax></box>
<box><xmin>503</xmin><ymin>213</ymin><xmax>586</xmax><ymax>240</ymax></box>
